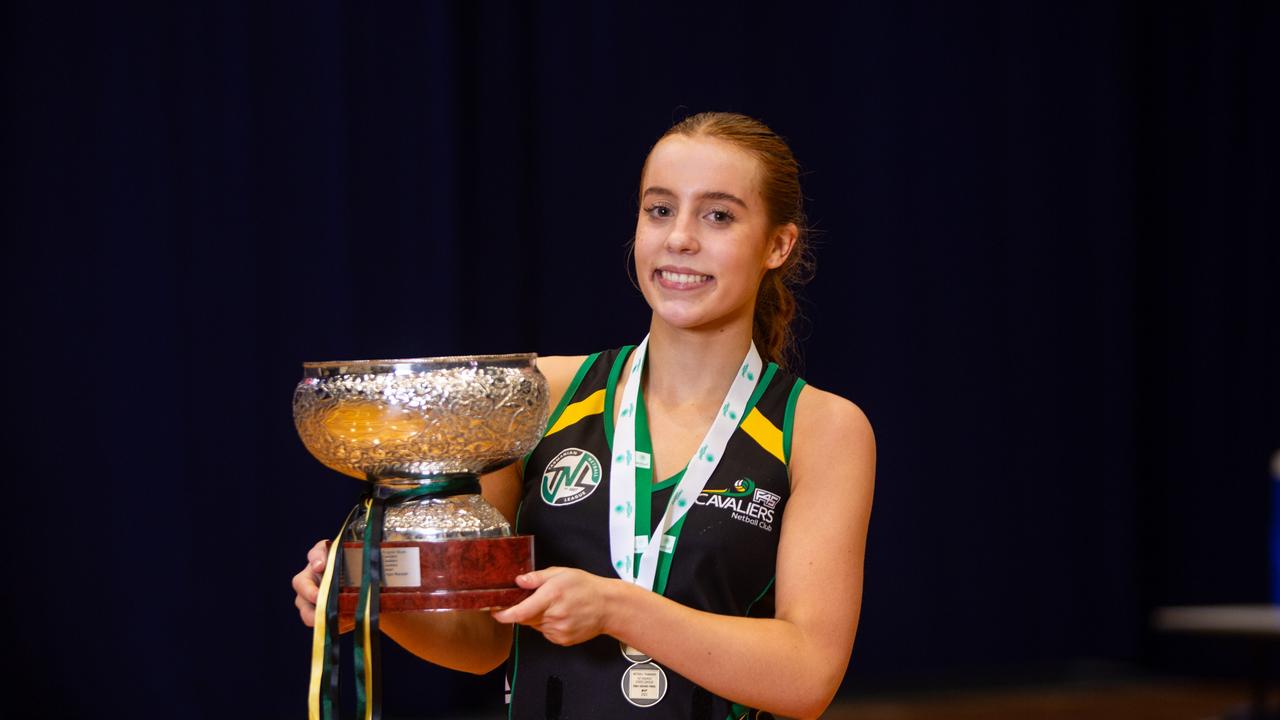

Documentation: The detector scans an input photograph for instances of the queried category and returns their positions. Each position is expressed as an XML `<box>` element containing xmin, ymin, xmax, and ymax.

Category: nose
<box><xmin>664</xmin><ymin>215</ymin><xmax>700</xmax><ymax>254</ymax></box>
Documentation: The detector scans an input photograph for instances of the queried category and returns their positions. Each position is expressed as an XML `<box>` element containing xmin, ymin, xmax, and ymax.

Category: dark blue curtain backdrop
<box><xmin>4</xmin><ymin>1</ymin><xmax>1277</xmax><ymax>718</ymax></box>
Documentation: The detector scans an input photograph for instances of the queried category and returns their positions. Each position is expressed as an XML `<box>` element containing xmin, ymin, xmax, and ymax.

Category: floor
<box><xmin>434</xmin><ymin>679</ymin><xmax>1265</xmax><ymax>720</ymax></box>
<box><xmin>824</xmin><ymin>680</ymin><xmax>1259</xmax><ymax>720</ymax></box>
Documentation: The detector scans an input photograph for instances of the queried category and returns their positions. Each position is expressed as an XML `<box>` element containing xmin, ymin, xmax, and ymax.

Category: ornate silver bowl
<box><xmin>293</xmin><ymin>353</ymin><xmax>550</xmax><ymax>541</ymax></box>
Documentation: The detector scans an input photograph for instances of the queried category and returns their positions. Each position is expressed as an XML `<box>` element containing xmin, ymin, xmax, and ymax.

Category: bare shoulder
<box><xmin>789</xmin><ymin>383</ymin><xmax>875</xmax><ymax>492</ymax></box>
<box><xmin>794</xmin><ymin>384</ymin><xmax>874</xmax><ymax>446</ymax></box>
<box><xmin>536</xmin><ymin>354</ymin><xmax>589</xmax><ymax>380</ymax></box>
<box><xmin>535</xmin><ymin>355</ymin><xmax>590</xmax><ymax>406</ymax></box>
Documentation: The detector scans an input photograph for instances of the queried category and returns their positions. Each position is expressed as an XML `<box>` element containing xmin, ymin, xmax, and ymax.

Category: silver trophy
<box><xmin>293</xmin><ymin>353</ymin><xmax>549</xmax><ymax>613</ymax></box>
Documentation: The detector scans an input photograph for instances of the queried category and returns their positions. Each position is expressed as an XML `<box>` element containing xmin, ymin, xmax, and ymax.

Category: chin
<box><xmin>651</xmin><ymin>304</ymin><xmax>744</xmax><ymax>334</ymax></box>
<box><xmin>642</xmin><ymin>286</ymin><xmax>753</xmax><ymax>333</ymax></box>
<box><xmin>650</xmin><ymin>308</ymin><xmax>700</xmax><ymax>330</ymax></box>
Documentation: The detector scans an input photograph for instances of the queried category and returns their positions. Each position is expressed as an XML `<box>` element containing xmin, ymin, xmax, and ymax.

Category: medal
<box><xmin>620</xmin><ymin>641</ymin><xmax>652</xmax><ymax>664</ymax></box>
<box><xmin>620</xmin><ymin>662</ymin><xmax>668</xmax><ymax>707</ymax></box>
<box><xmin>609</xmin><ymin>335</ymin><xmax>762</xmax><ymax>707</ymax></box>
<box><xmin>620</xmin><ymin>640</ymin><xmax>663</xmax><ymax>705</ymax></box>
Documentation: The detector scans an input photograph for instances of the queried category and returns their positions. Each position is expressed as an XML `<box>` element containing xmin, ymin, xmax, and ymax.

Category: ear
<box><xmin>764</xmin><ymin>223</ymin><xmax>799</xmax><ymax>270</ymax></box>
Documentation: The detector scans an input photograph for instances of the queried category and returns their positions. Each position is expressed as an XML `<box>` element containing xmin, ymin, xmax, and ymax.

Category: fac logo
<box><xmin>541</xmin><ymin>447</ymin><xmax>602</xmax><ymax>506</ymax></box>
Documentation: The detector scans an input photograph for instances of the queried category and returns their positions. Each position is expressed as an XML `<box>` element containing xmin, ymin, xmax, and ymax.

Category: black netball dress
<box><xmin>507</xmin><ymin>347</ymin><xmax>806</xmax><ymax>720</ymax></box>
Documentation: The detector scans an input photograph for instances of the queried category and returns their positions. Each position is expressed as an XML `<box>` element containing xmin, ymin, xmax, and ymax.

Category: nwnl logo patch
<box><xmin>541</xmin><ymin>447</ymin><xmax>602</xmax><ymax>506</ymax></box>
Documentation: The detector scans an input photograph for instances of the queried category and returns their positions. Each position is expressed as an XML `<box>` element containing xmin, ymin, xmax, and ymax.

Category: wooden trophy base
<box><xmin>338</xmin><ymin>534</ymin><xmax>534</xmax><ymax>615</ymax></box>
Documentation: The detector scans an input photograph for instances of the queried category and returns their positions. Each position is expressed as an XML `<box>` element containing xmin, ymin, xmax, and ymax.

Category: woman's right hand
<box><xmin>292</xmin><ymin>539</ymin><xmax>330</xmax><ymax>627</ymax></box>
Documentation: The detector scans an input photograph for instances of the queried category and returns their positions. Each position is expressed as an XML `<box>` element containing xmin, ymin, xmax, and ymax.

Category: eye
<box><xmin>704</xmin><ymin>208</ymin><xmax>735</xmax><ymax>224</ymax></box>
<box><xmin>643</xmin><ymin>204</ymin><xmax>673</xmax><ymax>219</ymax></box>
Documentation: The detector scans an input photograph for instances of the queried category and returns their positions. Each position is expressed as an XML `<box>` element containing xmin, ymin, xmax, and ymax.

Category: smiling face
<box><xmin>634</xmin><ymin>134</ymin><xmax>796</xmax><ymax>335</ymax></box>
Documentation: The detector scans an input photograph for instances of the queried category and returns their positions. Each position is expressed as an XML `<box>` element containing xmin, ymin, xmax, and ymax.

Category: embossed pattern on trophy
<box><xmin>293</xmin><ymin>360</ymin><xmax>549</xmax><ymax>481</ymax></box>
<box><xmin>367</xmin><ymin>494</ymin><xmax>515</xmax><ymax>541</ymax></box>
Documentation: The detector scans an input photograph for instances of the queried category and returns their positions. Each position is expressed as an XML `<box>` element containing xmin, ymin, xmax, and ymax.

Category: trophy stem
<box><xmin>343</xmin><ymin>473</ymin><xmax>511</xmax><ymax>543</ymax></box>
<box><xmin>367</xmin><ymin>472</ymin><xmax>481</xmax><ymax>499</ymax></box>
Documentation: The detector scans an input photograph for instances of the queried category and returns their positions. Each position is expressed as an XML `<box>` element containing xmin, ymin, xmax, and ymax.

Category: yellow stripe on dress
<box><xmin>740</xmin><ymin>407</ymin><xmax>785</xmax><ymax>465</ymax></box>
<box><xmin>545</xmin><ymin>388</ymin><xmax>606</xmax><ymax>437</ymax></box>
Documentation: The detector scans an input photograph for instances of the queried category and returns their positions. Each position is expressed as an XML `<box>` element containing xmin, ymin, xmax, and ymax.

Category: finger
<box><xmin>307</xmin><ymin>540</ymin><xmax>329</xmax><ymax>571</ymax></box>
<box><xmin>492</xmin><ymin>588</ymin><xmax>552</xmax><ymax>625</ymax></box>
<box><xmin>514</xmin><ymin>566</ymin><xmax>566</xmax><ymax>589</ymax></box>
<box><xmin>292</xmin><ymin>570</ymin><xmax>320</xmax><ymax>605</ymax></box>
<box><xmin>296</xmin><ymin>595</ymin><xmax>316</xmax><ymax>627</ymax></box>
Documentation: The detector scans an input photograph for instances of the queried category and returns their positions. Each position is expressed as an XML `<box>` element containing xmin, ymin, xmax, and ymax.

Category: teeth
<box><xmin>659</xmin><ymin>270</ymin><xmax>710</xmax><ymax>284</ymax></box>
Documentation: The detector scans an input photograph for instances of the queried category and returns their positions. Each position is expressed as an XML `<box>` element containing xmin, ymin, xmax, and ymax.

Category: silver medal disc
<box><xmin>620</xmin><ymin>641</ymin><xmax>652</xmax><ymax>664</ymax></box>
<box><xmin>620</xmin><ymin>662</ymin><xmax>667</xmax><ymax>707</ymax></box>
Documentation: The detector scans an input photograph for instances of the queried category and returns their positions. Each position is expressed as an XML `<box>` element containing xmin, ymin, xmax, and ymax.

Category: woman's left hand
<box><xmin>491</xmin><ymin>567</ymin><xmax>617</xmax><ymax>646</ymax></box>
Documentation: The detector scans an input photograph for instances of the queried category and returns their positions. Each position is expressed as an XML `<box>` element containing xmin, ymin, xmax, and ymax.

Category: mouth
<box><xmin>654</xmin><ymin>268</ymin><xmax>714</xmax><ymax>290</ymax></box>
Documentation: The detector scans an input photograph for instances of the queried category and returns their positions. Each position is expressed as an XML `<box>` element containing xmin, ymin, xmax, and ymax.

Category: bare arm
<box><xmin>494</xmin><ymin>386</ymin><xmax>875</xmax><ymax>717</ymax></box>
<box><xmin>292</xmin><ymin>354</ymin><xmax>590</xmax><ymax>675</ymax></box>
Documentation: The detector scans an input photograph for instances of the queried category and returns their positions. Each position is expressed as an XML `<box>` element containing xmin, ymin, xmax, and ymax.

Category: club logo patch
<box><xmin>696</xmin><ymin>477</ymin><xmax>779</xmax><ymax>531</ymax></box>
<box><xmin>541</xmin><ymin>447</ymin><xmax>602</xmax><ymax>506</ymax></box>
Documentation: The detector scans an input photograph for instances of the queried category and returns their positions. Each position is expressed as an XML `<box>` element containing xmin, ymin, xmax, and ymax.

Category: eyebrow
<box><xmin>642</xmin><ymin>186</ymin><xmax>749</xmax><ymax>209</ymax></box>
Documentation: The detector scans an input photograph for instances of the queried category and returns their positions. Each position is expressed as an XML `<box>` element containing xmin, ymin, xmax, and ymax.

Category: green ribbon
<box><xmin>320</xmin><ymin>474</ymin><xmax>483</xmax><ymax>720</ymax></box>
<box><xmin>354</xmin><ymin>493</ymin><xmax>385</xmax><ymax>720</ymax></box>
<box><xmin>383</xmin><ymin>475</ymin><xmax>480</xmax><ymax>503</ymax></box>
<box><xmin>318</xmin><ymin>505</ymin><xmax>358</xmax><ymax>719</ymax></box>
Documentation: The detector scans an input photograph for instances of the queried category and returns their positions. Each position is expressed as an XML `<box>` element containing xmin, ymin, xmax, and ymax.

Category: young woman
<box><xmin>293</xmin><ymin>112</ymin><xmax>875</xmax><ymax>720</ymax></box>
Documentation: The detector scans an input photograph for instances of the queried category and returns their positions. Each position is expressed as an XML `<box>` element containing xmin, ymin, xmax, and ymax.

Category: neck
<box><xmin>643</xmin><ymin>315</ymin><xmax>755</xmax><ymax>408</ymax></box>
